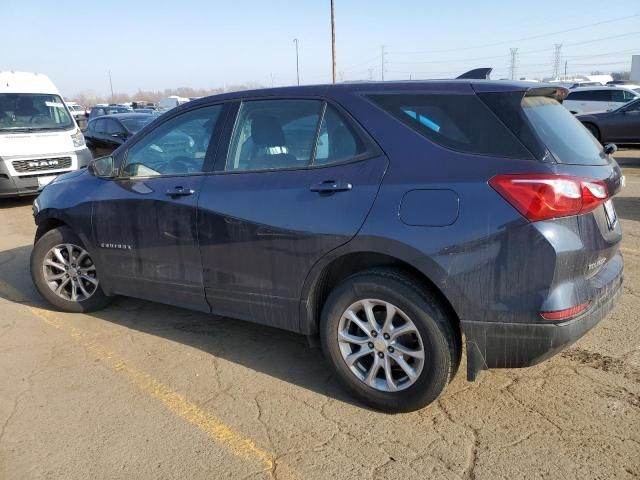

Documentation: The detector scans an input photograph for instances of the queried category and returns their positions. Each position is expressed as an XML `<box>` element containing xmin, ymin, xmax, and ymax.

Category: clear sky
<box><xmin>2</xmin><ymin>0</ymin><xmax>639</xmax><ymax>98</ymax></box>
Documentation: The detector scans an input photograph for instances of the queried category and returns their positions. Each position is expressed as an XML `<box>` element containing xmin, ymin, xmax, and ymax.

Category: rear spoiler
<box><xmin>457</xmin><ymin>68</ymin><xmax>492</xmax><ymax>80</ymax></box>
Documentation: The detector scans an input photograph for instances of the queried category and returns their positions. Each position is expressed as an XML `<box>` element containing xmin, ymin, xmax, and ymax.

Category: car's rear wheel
<box><xmin>31</xmin><ymin>226</ymin><xmax>111</xmax><ymax>312</ymax></box>
<box><xmin>320</xmin><ymin>269</ymin><xmax>460</xmax><ymax>412</ymax></box>
<box><xmin>583</xmin><ymin>123</ymin><xmax>601</xmax><ymax>142</ymax></box>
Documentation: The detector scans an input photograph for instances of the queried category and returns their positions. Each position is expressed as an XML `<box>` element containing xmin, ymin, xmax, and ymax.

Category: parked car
<box><xmin>87</xmin><ymin>105</ymin><xmax>132</xmax><ymax>121</ymax></box>
<box><xmin>31</xmin><ymin>81</ymin><xmax>623</xmax><ymax>412</ymax></box>
<box><xmin>563</xmin><ymin>86</ymin><xmax>640</xmax><ymax>114</ymax></box>
<box><xmin>84</xmin><ymin>113</ymin><xmax>155</xmax><ymax>157</ymax></box>
<box><xmin>66</xmin><ymin>102</ymin><xmax>88</xmax><ymax>130</ymax></box>
<box><xmin>578</xmin><ymin>98</ymin><xmax>640</xmax><ymax>144</ymax></box>
<box><xmin>0</xmin><ymin>71</ymin><xmax>91</xmax><ymax>197</ymax></box>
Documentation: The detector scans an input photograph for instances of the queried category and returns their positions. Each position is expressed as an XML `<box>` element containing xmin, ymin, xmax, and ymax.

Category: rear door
<box><xmin>91</xmin><ymin>103</ymin><xmax>227</xmax><ymax>311</ymax></box>
<box><xmin>198</xmin><ymin>98</ymin><xmax>388</xmax><ymax>331</ymax></box>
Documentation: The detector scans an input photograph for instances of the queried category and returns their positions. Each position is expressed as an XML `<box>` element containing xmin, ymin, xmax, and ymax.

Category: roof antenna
<box><xmin>456</xmin><ymin>68</ymin><xmax>492</xmax><ymax>80</ymax></box>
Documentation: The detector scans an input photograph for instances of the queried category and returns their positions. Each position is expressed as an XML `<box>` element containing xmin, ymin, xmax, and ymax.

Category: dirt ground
<box><xmin>0</xmin><ymin>150</ymin><xmax>638</xmax><ymax>479</ymax></box>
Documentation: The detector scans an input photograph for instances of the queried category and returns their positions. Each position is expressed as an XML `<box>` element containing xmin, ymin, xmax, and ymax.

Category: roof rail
<box><xmin>456</xmin><ymin>68</ymin><xmax>492</xmax><ymax>80</ymax></box>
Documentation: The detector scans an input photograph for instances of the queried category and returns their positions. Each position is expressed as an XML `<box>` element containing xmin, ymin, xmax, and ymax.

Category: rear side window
<box><xmin>226</xmin><ymin>99</ymin><xmax>323</xmax><ymax>171</ymax></box>
<box><xmin>521</xmin><ymin>96</ymin><xmax>607</xmax><ymax>166</ymax></box>
<box><xmin>368</xmin><ymin>93</ymin><xmax>532</xmax><ymax>159</ymax></box>
<box><xmin>314</xmin><ymin>105</ymin><xmax>367</xmax><ymax>165</ymax></box>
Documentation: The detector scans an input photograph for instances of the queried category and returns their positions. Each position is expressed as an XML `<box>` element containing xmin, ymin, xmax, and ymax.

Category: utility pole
<box><xmin>339</xmin><ymin>71</ymin><xmax>344</xmax><ymax>82</ymax></box>
<box><xmin>553</xmin><ymin>44</ymin><xmax>563</xmax><ymax>80</ymax></box>
<box><xmin>509</xmin><ymin>48</ymin><xmax>518</xmax><ymax>80</ymax></box>
<box><xmin>293</xmin><ymin>38</ymin><xmax>300</xmax><ymax>86</ymax></box>
<box><xmin>330</xmin><ymin>0</ymin><xmax>336</xmax><ymax>83</ymax></box>
<box><xmin>564</xmin><ymin>60</ymin><xmax>568</xmax><ymax>80</ymax></box>
<box><xmin>108</xmin><ymin>70</ymin><xmax>114</xmax><ymax>100</ymax></box>
<box><xmin>380</xmin><ymin>45</ymin><xmax>387</xmax><ymax>81</ymax></box>
<box><xmin>368</xmin><ymin>68</ymin><xmax>374</xmax><ymax>81</ymax></box>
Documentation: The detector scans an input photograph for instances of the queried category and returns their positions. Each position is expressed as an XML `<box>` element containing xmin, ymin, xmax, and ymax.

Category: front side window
<box><xmin>94</xmin><ymin>118</ymin><xmax>107</xmax><ymax>134</ymax></box>
<box><xmin>611</xmin><ymin>89</ymin><xmax>638</xmax><ymax>102</ymax></box>
<box><xmin>122</xmin><ymin>105</ymin><xmax>222</xmax><ymax>177</ymax></box>
<box><xmin>368</xmin><ymin>93</ymin><xmax>532</xmax><ymax>158</ymax></box>
<box><xmin>106</xmin><ymin>119</ymin><xmax>123</xmax><ymax>135</ymax></box>
<box><xmin>226</xmin><ymin>99</ymin><xmax>323</xmax><ymax>171</ymax></box>
<box><xmin>0</xmin><ymin>93</ymin><xmax>73</xmax><ymax>132</ymax></box>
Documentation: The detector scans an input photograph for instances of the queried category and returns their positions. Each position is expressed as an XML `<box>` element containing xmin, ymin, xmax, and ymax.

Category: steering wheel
<box><xmin>30</xmin><ymin>114</ymin><xmax>50</xmax><ymax>125</ymax></box>
<box><xmin>168</xmin><ymin>156</ymin><xmax>201</xmax><ymax>174</ymax></box>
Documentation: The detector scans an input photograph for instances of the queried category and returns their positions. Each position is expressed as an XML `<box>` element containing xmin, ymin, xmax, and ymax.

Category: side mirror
<box><xmin>88</xmin><ymin>156</ymin><xmax>117</xmax><ymax>178</ymax></box>
<box><xmin>603</xmin><ymin>143</ymin><xmax>617</xmax><ymax>155</ymax></box>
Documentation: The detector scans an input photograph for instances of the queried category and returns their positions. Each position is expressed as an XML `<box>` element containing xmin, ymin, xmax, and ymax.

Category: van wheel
<box><xmin>584</xmin><ymin>123</ymin><xmax>600</xmax><ymax>141</ymax></box>
<box><xmin>31</xmin><ymin>226</ymin><xmax>111</xmax><ymax>312</ymax></box>
<box><xmin>320</xmin><ymin>269</ymin><xmax>460</xmax><ymax>412</ymax></box>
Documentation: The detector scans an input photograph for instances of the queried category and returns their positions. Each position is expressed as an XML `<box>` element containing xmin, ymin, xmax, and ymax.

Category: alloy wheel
<box><xmin>337</xmin><ymin>299</ymin><xmax>425</xmax><ymax>392</ymax></box>
<box><xmin>42</xmin><ymin>243</ymin><xmax>98</xmax><ymax>302</ymax></box>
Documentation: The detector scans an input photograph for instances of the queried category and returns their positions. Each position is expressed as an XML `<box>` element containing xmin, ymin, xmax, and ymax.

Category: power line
<box><xmin>389</xmin><ymin>14</ymin><xmax>639</xmax><ymax>55</ymax></box>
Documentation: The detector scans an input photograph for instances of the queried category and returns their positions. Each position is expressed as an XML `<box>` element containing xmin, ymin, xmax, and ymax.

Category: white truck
<box><xmin>157</xmin><ymin>95</ymin><xmax>190</xmax><ymax>111</ymax></box>
<box><xmin>0</xmin><ymin>71</ymin><xmax>92</xmax><ymax>197</ymax></box>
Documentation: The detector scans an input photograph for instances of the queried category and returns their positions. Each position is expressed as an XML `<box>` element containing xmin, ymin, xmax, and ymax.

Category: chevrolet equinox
<box><xmin>31</xmin><ymin>81</ymin><xmax>624</xmax><ymax>412</ymax></box>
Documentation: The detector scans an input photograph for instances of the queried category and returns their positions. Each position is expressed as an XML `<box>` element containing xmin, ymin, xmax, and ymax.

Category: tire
<box><xmin>320</xmin><ymin>269</ymin><xmax>461</xmax><ymax>412</ymax></box>
<box><xmin>31</xmin><ymin>226</ymin><xmax>112</xmax><ymax>313</ymax></box>
<box><xmin>584</xmin><ymin>123</ymin><xmax>601</xmax><ymax>142</ymax></box>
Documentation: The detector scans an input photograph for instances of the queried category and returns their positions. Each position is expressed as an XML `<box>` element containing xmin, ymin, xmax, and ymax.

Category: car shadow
<box><xmin>0</xmin><ymin>244</ymin><xmax>358</xmax><ymax>407</ymax></box>
<box><xmin>613</xmin><ymin>196</ymin><xmax>640</xmax><ymax>222</ymax></box>
<box><xmin>0</xmin><ymin>196</ymin><xmax>35</xmax><ymax>210</ymax></box>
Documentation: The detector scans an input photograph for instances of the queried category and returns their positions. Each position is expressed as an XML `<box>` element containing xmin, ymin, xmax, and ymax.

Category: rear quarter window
<box><xmin>521</xmin><ymin>95</ymin><xmax>607</xmax><ymax>166</ymax></box>
<box><xmin>367</xmin><ymin>93</ymin><xmax>533</xmax><ymax>159</ymax></box>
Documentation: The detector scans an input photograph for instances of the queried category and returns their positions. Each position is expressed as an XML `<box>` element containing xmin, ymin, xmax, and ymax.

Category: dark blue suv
<box><xmin>30</xmin><ymin>81</ymin><xmax>624</xmax><ymax>412</ymax></box>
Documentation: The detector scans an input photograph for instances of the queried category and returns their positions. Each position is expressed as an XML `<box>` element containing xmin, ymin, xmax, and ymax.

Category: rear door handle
<box><xmin>310</xmin><ymin>180</ymin><xmax>353</xmax><ymax>193</ymax></box>
<box><xmin>166</xmin><ymin>186</ymin><xmax>195</xmax><ymax>197</ymax></box>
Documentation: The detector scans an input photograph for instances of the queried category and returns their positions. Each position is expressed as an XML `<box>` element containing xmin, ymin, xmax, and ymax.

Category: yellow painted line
<box><xmin>28</xmin><ymin>306</ymin><xmax>273</xmax><ymax>472</ymax></box>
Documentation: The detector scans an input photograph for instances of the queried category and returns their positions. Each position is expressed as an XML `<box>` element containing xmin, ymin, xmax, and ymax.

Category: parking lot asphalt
<box><xmin>0</xmin><ymin>150</ymin><xmax>639</xmax><ymax>480</ymax></box>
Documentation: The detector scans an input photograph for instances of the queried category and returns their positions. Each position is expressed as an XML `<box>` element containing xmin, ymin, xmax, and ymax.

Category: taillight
<box><xmin>489</xmin><ymin>174</ymin><xmax>608</xmax><ymax>221</ymax></box>
<box><xmin>540</xmin><ymin>301</ymin><xmax>590</xmax><ymax>321</ymax></box>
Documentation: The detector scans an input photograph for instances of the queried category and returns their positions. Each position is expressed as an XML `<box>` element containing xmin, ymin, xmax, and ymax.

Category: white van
<box><xmin>0</xmin><ymin>71</ymin><xmax>92</xmax><ymax>197</ymax></box>
<box><xmin>157</xmin><ymin>95</ymin><xmax>190</xmax><ymax>111</ymax></box>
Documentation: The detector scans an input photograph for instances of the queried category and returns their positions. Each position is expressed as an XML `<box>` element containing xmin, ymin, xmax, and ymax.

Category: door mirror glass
<box><xmin>88</xmin><ymin>156</ymin><xmax>115</xmax><ymax>178</ymax></box>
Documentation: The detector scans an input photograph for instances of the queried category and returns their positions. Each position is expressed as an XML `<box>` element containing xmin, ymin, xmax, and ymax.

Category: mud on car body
<box><xmin>31</xmin><ymin>80</ymin><xmax>623</xmax><ymax>412</ymax></box>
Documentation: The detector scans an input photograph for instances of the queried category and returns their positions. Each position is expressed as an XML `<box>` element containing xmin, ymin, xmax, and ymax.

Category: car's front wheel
<box><xmin>31</xmin><ymin>226</ymin><xmax>112</xmax><ymax>312</ymax></box>
<box><xmin>320</xmin><ymin>269</ymin><xmax>460</xmax><ymax>412</ymax></box>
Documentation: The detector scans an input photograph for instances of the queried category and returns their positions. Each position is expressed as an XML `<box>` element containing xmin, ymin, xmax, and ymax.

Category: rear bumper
<box><xmin>462</xmin><ymin>253</ymin><xmax>623</xmax><ymax>380</ymax></box>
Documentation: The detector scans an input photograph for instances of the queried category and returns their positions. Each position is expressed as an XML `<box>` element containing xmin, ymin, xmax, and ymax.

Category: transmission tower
<box><xmin>553</xmin><ymin>44</ymin><xmax>563</xmax><ymax>80</ymax></box>
<box><xmin>509</xmin><ymin>48</ymin><xmax>518</xmax><ymax>80</ymax></box>
<box><xmin>380</xmin><ymin>45</ymin><xmax>387</xmax><ymax>81</ymax></box>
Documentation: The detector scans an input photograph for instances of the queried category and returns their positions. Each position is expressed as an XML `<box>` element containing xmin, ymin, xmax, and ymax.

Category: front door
<box><xmin>91</xmin><ymin>104</ymin><xmax>226</xmax><ymax>311</ymax></box>
<box><xmin>198</xmin><ymin>99</ymin><xmax>388</xmax><ymax>331</ymax></box>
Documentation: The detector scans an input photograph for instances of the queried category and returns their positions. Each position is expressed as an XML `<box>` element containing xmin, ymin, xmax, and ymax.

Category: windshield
<box><xmin>522</xmin><ymin>95</ymin><xmax>607</xmax><ymax>165</ymax></box>
<box><xmin>120</xmin><ymin>116</ymin><xmax>154</xmax><ymax>133</ymax></box>
<box><xmin>0</xmin><ymin>93</ymin><xmax>74</xmax><ymax>132</ymax></box>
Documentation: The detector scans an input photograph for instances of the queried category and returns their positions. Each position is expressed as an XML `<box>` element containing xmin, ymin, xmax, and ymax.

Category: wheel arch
<box><xmin>299</xmin><ymin>247</ymin><xmax>461</xmax><ymax>338</ymax></box>
<box><xmin>35</xmin><ymin>217</ymin><xmax>69</xmax><ymax>243</ymax></box>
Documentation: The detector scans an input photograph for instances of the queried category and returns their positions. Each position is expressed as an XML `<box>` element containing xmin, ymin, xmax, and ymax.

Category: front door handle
<box><xmin>310</xmin><ymin>180</ymin><xmax>353</xmax><ymax>194</ymax></box>
<box><xmin>166</xmin><ymin>186</ymin><xmax>195</xmax><ymax>197</ymax></box>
